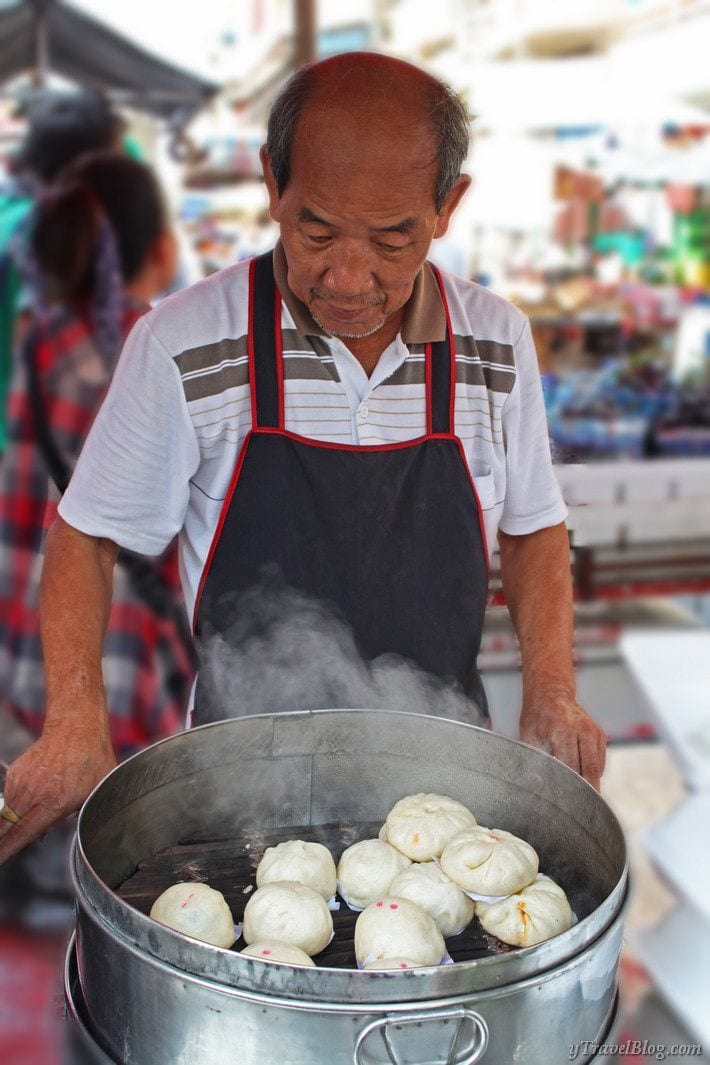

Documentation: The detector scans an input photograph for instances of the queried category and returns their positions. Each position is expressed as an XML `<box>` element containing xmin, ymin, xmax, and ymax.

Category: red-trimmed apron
<box><xmin>191</xmin><ymin>250</ymin><xmax>490</xmax><ymax>725</ymax></box>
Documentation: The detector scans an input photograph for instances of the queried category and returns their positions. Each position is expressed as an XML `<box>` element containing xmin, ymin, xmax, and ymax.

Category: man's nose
<box><xmin>322</xmin><ymin>246</ymin><xmax>375</xmax><ymax>299</ymax></box>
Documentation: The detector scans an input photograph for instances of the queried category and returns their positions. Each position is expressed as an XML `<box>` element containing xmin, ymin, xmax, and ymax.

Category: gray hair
<box><xmin>266</xmin><ymin>62</ymin><xmax>470</xmax><ymax>213</ymax></box>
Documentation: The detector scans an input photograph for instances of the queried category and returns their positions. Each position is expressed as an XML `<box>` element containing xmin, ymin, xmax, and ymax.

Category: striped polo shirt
<box><xmin>60</xmin><ymin>241</ymin><xmax>567</xmax><ymax>624</ymax></box>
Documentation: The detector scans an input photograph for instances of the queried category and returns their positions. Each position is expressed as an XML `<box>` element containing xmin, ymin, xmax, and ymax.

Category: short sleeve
<box><xmin>498</xmin><ymin>317</ymin><xmax>567</xmax><ymax>536</ymax></box>
<box><xmin>58</xmin><ymin>315</ymin><xmax>199</xmax><ymax>555</ymax></box>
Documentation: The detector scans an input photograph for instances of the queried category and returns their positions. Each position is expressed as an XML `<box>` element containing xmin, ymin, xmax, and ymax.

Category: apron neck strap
<box><xmin>248</xmin><ymin>251</ymin><xmax>456</xmax><ymax>436</ymax></box>
<box><xmin>248</xmin><ymin>250</ymin><xmax>284</xmax><ymax>429</ymax></box>
<box><xmin>427</xmin><ymin>264</ymin><xmax>456</xmax><ymax>436</ymax></box>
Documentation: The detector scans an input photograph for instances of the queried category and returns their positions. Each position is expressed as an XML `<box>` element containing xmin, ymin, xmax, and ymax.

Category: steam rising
<box><xmin>197</xmin><ymin>577</ymin><xmax>483</xmax><ymax>725</ymax></box>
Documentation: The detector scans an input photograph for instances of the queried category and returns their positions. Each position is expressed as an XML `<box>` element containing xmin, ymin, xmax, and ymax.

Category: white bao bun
<box><xmin>256</xmin><ymin>840</ymin><xmax>337</xmax><ymax>901</ymax></box>
<box><xmin>440</xmin><ymin>827</ymin><xmax>539</xmax><ymax>896</ymax></box>
<box><xmin>242</xmin><ymin>881</ymin><xmax>333</xmax><ymax>956</ymax></box>
<box><xmin>240</xmin><ymin>940</ymin><xmax>315</xmax><ymax>967</ymax></box>
<box><xmin>355</xmin><ymin>896</ymin><xmax>445</xmax><ymax>967</ymax></box>
<box><xmin>385</xmin><ymin>793</ymin><xmax>477</xmax><ymax>861</ymax></box>
<box><xmin>149</xmin><ymin>882</ymin><xmax>235</xmax><ymax>948</ymax></box>
<box><xmin>364</xmin><ymin>957</ymin><xmax>420</xmax><ymax>970</ymax></box>
<box><xmin>476</xmin><ymin>875</ymin><xmax>573</xmax><ymax>947</ymax></box>
<box><xmin>337</xmin><ymin>839</ymin><xmax>411</xmax><ymax>909</ymax></box>
<box><xmin>389</xmin><ymin>861</ymin><xmax>475</xmax><ymax>936</ymax></box>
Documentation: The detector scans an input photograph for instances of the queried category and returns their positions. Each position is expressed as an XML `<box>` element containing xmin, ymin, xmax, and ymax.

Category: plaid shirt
<box><xmin>0</xmin><ymin>301</ymin><xmax>194</xmax><ymax>760</ymax></box>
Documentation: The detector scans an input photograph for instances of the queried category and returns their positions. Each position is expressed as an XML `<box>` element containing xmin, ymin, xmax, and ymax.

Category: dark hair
<box><xmin>31</xmin><ymin>151</ymin><xmax>168</xmax><ymax>302</ymax></box>
<box><xmin>15</xmin><ymin>88</ymin><xmax>125</xmax><ymax>184</ymax></box>
<box><xmin>266</xmin><ymin>62</ymin><xmax>471</xmax><ymax>213</ymax></box>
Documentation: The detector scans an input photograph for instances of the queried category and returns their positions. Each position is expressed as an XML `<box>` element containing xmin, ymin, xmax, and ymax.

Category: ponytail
<box><xmin>21</xmin><ymin>151</ymin><xmax>168</xmax><ymax>355</ymax></box>
<box><xmin>31</xmin><ymin>182</ymin><xmax>103</xmax><ymax>302</ymax></box>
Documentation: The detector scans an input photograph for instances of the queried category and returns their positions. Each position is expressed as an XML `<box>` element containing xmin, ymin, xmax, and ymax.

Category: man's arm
<box><xmin>0</xmin><ymin>517</ymin><xmax>119</xmax><ymax>862</ymax></box>
<box><xmin>497</xmin><ymin>521</ymin><xmax>606</xmax><ymax>790</ymax></box>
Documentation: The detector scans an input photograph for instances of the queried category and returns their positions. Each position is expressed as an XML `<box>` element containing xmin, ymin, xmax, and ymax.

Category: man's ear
<box><xmin>260</xmin><ymin>145</ymin><xmax>282</xmax><ymax>223</ymax></box>
<box><xmin>433</xmin><ymin>174</ymin><xmax>472</xmax><ymax>239</ymax></box>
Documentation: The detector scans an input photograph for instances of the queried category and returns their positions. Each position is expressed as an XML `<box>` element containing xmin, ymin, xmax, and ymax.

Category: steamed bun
<box><xmin>476</xmin><ymin>875</ymin><xmax>573</xmax><ymax>947</ymax></box>
<box><xmin>337</xmin><ymin>839</ymin><xmax>411</xmax><ymax>909</ymax></box>
<box><xmin>355</xmin><ymin>896</ymin><xmax>445</xmax><ymax>967</ymax></box>
<box><xmin>440</xmin><ymin>827</ymin><xmax>538</xmax><ymax>896</ymax></box>
<box><xmin>243</xmin><ymin>881</ymin><xmax>333</xmax><ymax>956</ymax></box>
<box><xmin>240</xmin><ymin>940</ymin><xmax>315</xmax><ymax>966</ymax></box>
<box><xmin>150</xmin><ymin>883</ymin><xmax>235</xmax><ymax>948</ymax></box>
<box><xmin>385</xmin><ymin>794</ymin><xmax>476</xmax><ymax>861</ymax></box>
<box><xmin>256</xmin><ymin>840</ymin><xmax>336</xmax><ymax>900</ymax></box>
<box><xmin>389</xmin><ymin>861</ymin><xmax>474</xmax><ymax>936</ymax></box>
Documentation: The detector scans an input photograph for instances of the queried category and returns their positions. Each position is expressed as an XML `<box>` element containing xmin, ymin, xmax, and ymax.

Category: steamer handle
<box><xmin>354</xmin><ymin>1007</ymin><xmax>489</xmax><ymax>1065</ymax></box>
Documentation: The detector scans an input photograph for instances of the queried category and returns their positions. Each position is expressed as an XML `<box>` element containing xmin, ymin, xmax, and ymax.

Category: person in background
<box><xmin>0</xmin><ymin>154</ymin><xmax>195</xmax><ymax>888</ymax></box>
<box><xmin>0</xmin><ymin>88</ymin><xmax>126</xmax><ymax>456</ymax></box>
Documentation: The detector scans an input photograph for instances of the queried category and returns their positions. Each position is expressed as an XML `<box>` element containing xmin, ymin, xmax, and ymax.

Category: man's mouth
<box><xmin>324</xmin><ymin>304</ymin><xmax>371</xmax><ymax>322</ymax></box>
<box><xmin>312</xmin><ymin>292</ymin><xmax>386</xmax><ymax>322</ymax></box>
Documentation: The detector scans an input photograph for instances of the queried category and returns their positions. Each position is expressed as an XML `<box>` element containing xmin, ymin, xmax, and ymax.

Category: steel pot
<box><xmin>71</xmin><ymin>709</ymin><xmax>628</xmax><ymax>1064</ymax></box>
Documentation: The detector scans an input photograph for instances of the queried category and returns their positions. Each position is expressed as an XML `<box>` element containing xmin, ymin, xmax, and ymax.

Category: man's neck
<box><xmin>338</xmin><ymin>307</ymin><xmax>405</xmax><ymax>377</ymax></box>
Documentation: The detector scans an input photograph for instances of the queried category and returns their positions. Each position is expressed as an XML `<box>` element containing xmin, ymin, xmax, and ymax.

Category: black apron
<box><xmin>192</xmin><ymin>251</ymin><xmax>490</xmax><ymax>725</ymax></box>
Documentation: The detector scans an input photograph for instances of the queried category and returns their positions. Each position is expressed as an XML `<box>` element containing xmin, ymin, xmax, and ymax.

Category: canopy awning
<box><xmin>0</xmin><ymin>0</ymin><xmax>219</xmax><ymax>123</ymax></box>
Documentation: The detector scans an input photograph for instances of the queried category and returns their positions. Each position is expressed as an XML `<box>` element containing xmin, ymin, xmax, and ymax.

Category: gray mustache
<box><xmin>311</xmin><ymin>291</ymin><xmax>385</xmax><ymax>308</ymax></box>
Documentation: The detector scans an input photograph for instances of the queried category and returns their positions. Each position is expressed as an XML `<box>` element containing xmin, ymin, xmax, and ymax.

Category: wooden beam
<box><xmin>294</xmin><ymin>0</ymin><xmax>317</xmax><ymax>68</ymax></box>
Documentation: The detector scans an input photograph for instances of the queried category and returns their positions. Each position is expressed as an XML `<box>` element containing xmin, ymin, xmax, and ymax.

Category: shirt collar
<box><xmin>272</xmin><ymin>238</ymin><xmax>446</xmax><ymax>344</ymax></box>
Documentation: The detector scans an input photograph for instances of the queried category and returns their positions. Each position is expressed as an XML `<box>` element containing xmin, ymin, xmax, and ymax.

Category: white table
<box><xmin>621</xmin><ymin>630</ymin><xmax>710</xmax><ymax>790</ymax></box>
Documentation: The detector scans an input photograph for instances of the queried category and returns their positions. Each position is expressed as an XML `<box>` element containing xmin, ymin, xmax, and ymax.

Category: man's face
<box><xmin>262</xmin><ymin>104</ymin><xmax>468</xmax><ymax>339</ymax></box>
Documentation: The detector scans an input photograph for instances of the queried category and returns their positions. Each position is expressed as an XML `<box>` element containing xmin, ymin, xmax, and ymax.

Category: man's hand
<box><xmin>519</xmin><ymin>691</ymin><xmax>607</xmax><ymax>791</ymax></box>
<box><xmin>497</xmin><ymin>526</ymin><xmax>605</xmax><ymax>789</ymax></box>
<box><xmin>0</xmin><ymin>720</ymin><xmax>116</xmax><ymax>864</ymax></box>
<box><xmin>0</xmin><ymin>517</ymin><xmax>119</xmax><ymax>863</ymax></box>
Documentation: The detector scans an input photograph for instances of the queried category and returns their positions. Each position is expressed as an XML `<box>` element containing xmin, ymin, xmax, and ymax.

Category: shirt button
<box><xmin>359</xmin><ymin>403</ymin><xmax>369</xmax><ymax>420</ymax></box>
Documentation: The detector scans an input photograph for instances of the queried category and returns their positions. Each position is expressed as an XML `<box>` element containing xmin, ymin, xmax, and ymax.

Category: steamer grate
<box><xmin>117</xmin><ymin>820</ymin><xmax>511</xmax><ymax>968</ymax></box>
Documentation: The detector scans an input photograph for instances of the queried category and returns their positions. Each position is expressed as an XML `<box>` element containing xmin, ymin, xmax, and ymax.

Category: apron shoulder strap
<box><xmin>428</xmin><ymin>265</ymin><xmax>456</xmax><ymax>436</ymax></box>
<box><xmin>248</xmin><ymin>251</ymin><xmax>456</xmax><ymax>436</ymax></box>
<box><xmin>248</xmin><ymin>250</ymin><xmax>283</xmax><ymax>429</ymax></box>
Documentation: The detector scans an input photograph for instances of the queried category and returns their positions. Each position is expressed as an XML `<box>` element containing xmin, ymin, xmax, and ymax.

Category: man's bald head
<box><xmin>261</xmin><ymin>54</ymin><xmax>471</xmax><ymax>350</ymax></box>
<box><xmin>266</xmin><ymin>53</ymin><xmax>470</xmax><ymax>213</ymax></box>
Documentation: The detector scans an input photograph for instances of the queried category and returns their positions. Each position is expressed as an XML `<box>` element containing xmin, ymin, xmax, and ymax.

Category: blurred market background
<box><xmin>0</xmin><ymin>0</ymin><xmax>709</xmax><ymax>1062</ymax></box>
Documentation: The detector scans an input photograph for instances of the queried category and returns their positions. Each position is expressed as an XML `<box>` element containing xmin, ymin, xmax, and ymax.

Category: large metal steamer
<box><xmin>68</xmin><ymin>710</ymin><xmax>628</xmax><ymax>1065</ymax></box>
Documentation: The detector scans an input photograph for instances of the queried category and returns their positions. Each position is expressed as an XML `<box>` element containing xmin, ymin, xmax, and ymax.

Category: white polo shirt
<box><xmin>59</xmin><ymin>242</ymin><xmax>567</xmax><ymax>625</ymax></box>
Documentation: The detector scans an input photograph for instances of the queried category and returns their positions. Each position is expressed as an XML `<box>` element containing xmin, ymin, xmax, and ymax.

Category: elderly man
<box><xmin>0</xmin><ymin>53</ymin><xmax>606</xmax><ymax>862</ymax></box>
